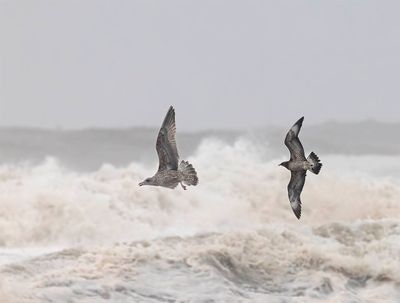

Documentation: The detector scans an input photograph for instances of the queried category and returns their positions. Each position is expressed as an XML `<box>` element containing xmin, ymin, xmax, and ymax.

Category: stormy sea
<box><xmin>0</xmin><ymin>121</ymin><xmax>399</xmax><ymax>302</ymax></box>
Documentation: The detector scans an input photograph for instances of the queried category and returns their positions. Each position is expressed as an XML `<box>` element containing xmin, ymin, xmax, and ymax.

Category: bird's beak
<box><xmin>138</xmin><ymin>182</ymin><xmax>144</xmax><ymax>186</ymax></box>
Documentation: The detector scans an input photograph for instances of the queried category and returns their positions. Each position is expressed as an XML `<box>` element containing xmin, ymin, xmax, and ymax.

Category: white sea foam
<box><xmin>0</xmin><ymin>138</ymin><xmax>399</xmax><ymax>302</ymax></box>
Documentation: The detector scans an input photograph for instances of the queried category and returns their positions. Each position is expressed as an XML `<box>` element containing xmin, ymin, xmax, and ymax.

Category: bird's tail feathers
<box><xmin>307</xmin><ymin>152</ymin><xmax>322</xmax><ymax>174</ymax></box>
<box><xmin>179</xmin><ymin>160</ymin><xmax>199</xmax><ymax>186</ymax></box>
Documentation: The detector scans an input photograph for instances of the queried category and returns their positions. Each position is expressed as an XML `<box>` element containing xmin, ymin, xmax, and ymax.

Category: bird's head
<box><xmin>279</xmin><ymin>161</ymin><xmax>289</xmax><ymax>169</ymax></box>
<box><xmin>139</xmin><ymin>176</ymin><xmax>156</xmax><ymax>187</ymax></box>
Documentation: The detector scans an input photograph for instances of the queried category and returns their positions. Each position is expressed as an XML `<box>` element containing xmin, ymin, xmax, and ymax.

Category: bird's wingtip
<box><xmin>292</xmin><ymin>116</ymin><xmax>304</xmax><ymax>128</ymax></box>
<box><xmin>291</xmin><ymin>201</ymin><xmax>302</xmax><ymax>219</ymax></box>
<box><xmin>294</xmin><ymin>208</ymin><xmax>301</xmax><ymax>219</ymax></box>
<box><xmin>289</xmin><ymin>116</ymin><xmax>305</xmax><ymax>135</ymax></box>
<box><xmin>166</xmin><ymin>106</ymin><xmax>175</xmax><ymax>119</ymax></box>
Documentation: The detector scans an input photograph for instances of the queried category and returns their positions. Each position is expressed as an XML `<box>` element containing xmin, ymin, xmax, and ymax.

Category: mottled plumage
<box><xmin>156</xmin><ymin>106</ymin><xmax>179</xmax><ymax>171</ymax></box>
<box><xmin>280</xmin><ymin>117</ymin><xmax>322</xmax><ymax>219</ymax></box>
<box><xmin>139</xmin><ymin>106</ymin><xmax>198</xmax><ymax>190</ymax></box>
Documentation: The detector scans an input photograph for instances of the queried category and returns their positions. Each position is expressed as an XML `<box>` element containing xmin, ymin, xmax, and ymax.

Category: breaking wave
<box><xmin>0</xmin><ymin>138</ymin><xmax>399</xmax><ymax>302</ymax></box>
<box><xmin>2</xmin><ymin>222</ymin><xmax>400</xmax><ymax>302</ymax></box>
<box><xmin>0</xmin><ymin>138</ymin><xmax>399</xmax><ymax>247</ymax></box>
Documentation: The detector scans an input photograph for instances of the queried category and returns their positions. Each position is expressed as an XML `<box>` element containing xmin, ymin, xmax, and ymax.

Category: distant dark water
<box><xmin>0</xmin><ymin>120</ymin><xmax>399</xmax><ymax>170</ymax></box>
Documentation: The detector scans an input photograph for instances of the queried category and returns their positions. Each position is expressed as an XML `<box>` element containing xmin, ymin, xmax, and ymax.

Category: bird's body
<box><xmin>139</xmin><ymin>106</ymin><xmax>198</xmax><ymax>190</ymax></box>
<box><xmin>280</xmin><ymin>117</ymin><xmax>322</xmax><ymax>219</ymax></box>
<box><xmin>151</xmin><ymin>170</ymin><xmax>182</xmax><ymax>189</ymax></box>
<box><xmin>287</xmin><ymin>160</ymin><xmax>311</xmax><ymax>171</ymax></box>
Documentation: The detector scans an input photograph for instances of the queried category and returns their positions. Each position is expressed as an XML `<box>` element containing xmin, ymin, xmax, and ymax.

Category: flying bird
<box><xmin>279</xmin><ymin>117</ymin><xmax>322</xmax><ymax>219</ymax></box>
<box><xmin>139</xmin><ymin>106</ymin><xmax>198</xmax><ymax>190</ymax></box>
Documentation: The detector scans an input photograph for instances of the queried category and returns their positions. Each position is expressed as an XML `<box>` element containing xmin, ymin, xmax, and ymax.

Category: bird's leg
<box><xmin>180</xmin><ymin>182</ymin><xmax>187</xmax><ymax>190</ymax></box>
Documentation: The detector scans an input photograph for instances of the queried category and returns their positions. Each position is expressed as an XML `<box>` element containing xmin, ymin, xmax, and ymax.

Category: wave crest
<box><xmin>0</xmin><ymin>139</ymin><xmax>399</xmax><ymax>247</ymax></box>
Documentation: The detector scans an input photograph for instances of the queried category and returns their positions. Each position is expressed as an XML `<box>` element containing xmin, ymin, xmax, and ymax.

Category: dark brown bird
<box><xmin>279</xmin><ymin>117</ymin><xmax>322</xmax><ymax>219</ymax></box>
<box><xmin>139</xmin><ymin>106</ymin><xmax>198</xmax><ymax>190</ymax></box>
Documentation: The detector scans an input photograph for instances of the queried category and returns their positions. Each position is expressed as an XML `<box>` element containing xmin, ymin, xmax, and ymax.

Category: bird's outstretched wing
<box><xmin>284</xmin><ymin>117</ymin><xmax>306</xmax><ymax>161</ymax></box>
<box><xmin>288</xmin><ymin>170</ymin><xmax>306</xmax><ymax>219</ymax></box>
<box><xmin>156</xmin><ymin>106</ymin><xmax>179</xmax><ymax>171</ymax></box>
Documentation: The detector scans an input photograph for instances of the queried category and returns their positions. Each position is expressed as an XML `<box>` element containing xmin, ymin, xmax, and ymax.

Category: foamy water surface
<box><xmin>0</xmin><ymin>138</ymin><xmax>399</xmax><ymax>302</ymax></box>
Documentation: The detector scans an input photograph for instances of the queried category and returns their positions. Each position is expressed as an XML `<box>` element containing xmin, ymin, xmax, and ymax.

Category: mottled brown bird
<box><xmin>280</xmin><ymin>117</ymin><xmax>322</xmax><ymax>219</ymax></box>
<box><xmin>139</xmin><ymin>106</ymin><xmax>198</xmax><ymax>190</ymax></box>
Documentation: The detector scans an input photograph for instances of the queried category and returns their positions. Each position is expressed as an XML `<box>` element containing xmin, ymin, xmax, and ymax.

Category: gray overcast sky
<box><xmin>0</xmin><ymin>0</ymin><xmax>399</xmax><ymax>130</ymax></box>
